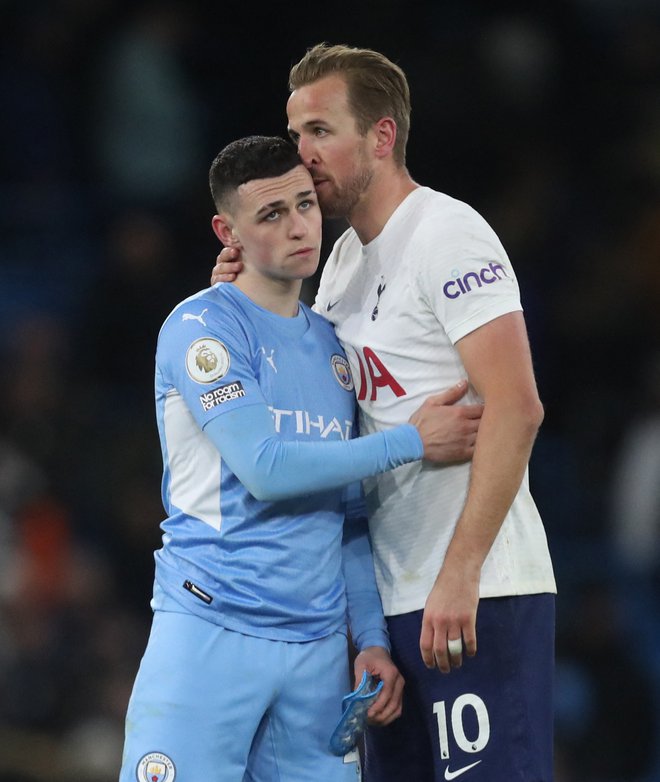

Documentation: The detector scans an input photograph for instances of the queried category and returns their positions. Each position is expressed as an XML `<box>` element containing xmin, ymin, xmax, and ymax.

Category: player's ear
<box><xmin>212</xmin><ymin>214</ymin><xmax>242</xmax><ymax>249</ymax></box>
<box><xmin>372</xmin><ymin>117</ymin><xmax>397</xmax><ymax>160</ymax></box>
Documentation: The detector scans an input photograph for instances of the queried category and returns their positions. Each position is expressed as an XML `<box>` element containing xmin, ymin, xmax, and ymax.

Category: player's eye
<box><xmin>264</xmin><ymin>210</ymin><xmax>280</xmax><ymax>222</ymax></box>
<box><xmin>298</xmin><ymin>199</ymin><xmax>316</xmax><ymax>211</ymax></box>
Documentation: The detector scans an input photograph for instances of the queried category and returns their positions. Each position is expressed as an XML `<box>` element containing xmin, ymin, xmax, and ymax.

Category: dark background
<box><xmin>1</xmin><ymin>1</ymin><xmax>659</xmax><ymax>779</ymax></box>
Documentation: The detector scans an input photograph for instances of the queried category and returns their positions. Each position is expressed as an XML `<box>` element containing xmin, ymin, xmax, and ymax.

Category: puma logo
<box><xmin>261</xmin><ymin>347</ymin><xmax>277</xmax><ymax>373</ymax></box>
<box><xmin>182</xmin><ymin>308</ymin><xmax>208</xmax><ymax>327</ymax></box>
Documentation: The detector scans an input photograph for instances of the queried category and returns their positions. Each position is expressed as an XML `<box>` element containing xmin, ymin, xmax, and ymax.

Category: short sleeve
<box><xmin>414</xmin><ymin>202</ymin><xmax>523</xmax><ymax>344</ymax></box>
<box><xmin>156</xmin><ymin>299</ymin><xmax>265</xmax><ymax>430</ymax></box>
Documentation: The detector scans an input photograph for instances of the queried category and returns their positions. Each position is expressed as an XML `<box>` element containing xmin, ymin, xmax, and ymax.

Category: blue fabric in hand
<box><xmin>329</xmin><ymin>671</ymin><xmax>384</xmax><ymax>756</ymax></box>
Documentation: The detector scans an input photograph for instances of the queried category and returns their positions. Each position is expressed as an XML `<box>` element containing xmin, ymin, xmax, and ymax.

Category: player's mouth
<box><xmin>291</xmin><ymin>246</ymin><xmax>316</xmax><ymax>257</ymax></box>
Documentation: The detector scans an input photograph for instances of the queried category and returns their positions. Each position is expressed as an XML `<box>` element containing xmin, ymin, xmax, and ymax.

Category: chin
<box><xmin>293</xmin><ymin>255</ymin><xmax>320</xmax><ymax>279</ymax></box>
<box><xmin>301</xmin><ymin>258</ymin><xmax>320</xmax><ymax>278</ymax></box>
<box><xmin>318</xmin><ymin>195</ymin><xmax>349</xmax><ymax>220</ymax></box>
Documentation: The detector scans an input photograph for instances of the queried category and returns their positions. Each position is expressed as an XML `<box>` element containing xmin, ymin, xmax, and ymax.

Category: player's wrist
<box><xmin>388</xmin><ymin>423</ymin><xmax>424</xmax><ymax>462</ymax></box>
<box><xmin>354</xmin><ymin>631</ymin><xmax>390</xmax><ymax>654</ymax></box>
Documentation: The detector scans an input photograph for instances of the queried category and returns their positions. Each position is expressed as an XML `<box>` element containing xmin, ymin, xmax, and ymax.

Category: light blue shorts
<box><xmin>119</xmin><ymin>608</ymin><xmax>362</xmax><ymax>782</ymax></box>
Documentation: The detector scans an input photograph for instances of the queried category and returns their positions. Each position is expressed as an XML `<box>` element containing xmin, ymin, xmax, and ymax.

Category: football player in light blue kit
<box><xmin>119</xmin><ymin>136</ymin><xmax>479</xmax><ymax>782</ymax></box>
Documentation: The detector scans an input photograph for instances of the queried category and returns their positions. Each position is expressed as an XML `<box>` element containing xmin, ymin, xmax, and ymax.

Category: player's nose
<box><xmin>288</xmin><ymin>210</ymin><xmax>308</xmax><ymax>238</ymax></box>
<box><xmin>297</xmin><ymin>136</ymin><xmax>319</xmax><ymax>167</ymax></box>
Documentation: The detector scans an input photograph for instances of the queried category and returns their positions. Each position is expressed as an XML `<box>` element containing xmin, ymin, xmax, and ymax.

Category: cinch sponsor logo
<box><xmin>442</xmin><ymin>262</ymin><xmax>509</xmax><ymax>299</ymax></box>
<box><xmin>200</xmin><ymin>381</ymin><xmax>245</xmax><ymax>411</ymax></box>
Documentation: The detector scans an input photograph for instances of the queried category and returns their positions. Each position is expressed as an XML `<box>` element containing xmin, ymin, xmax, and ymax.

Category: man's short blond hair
<box><xmin>289</xmin><ymin>43</ymin><xmax>411</xmax><ymax>167</ymax></box>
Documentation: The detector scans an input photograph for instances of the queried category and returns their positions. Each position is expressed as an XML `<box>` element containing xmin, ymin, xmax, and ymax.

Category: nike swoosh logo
<box><xmin>444</xmin><ymin>760</ymin><xmax>482</xmax><ymax>780</ymax></box>
<box><xmin>326</xmin><ymin>300</ymin><xmax>340</xmax><ymax>311</ymax></box>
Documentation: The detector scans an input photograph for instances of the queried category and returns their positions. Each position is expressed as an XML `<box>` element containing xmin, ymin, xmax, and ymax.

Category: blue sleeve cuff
<box><xmin>383</xmin><ymin>422</ymin><xmax>424</xmax><ymax>463</ymax></box>
<box><xmin>354</xmin><ymin>629</ymin><xmax>390</xmax><ymax>653</ymax></box>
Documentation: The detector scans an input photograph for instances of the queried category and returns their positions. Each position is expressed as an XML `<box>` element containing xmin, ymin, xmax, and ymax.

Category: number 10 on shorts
<box><xmin>433</xmin><ymin>694</ymin><xmax>490</xmax><ymax>759</ymax></box>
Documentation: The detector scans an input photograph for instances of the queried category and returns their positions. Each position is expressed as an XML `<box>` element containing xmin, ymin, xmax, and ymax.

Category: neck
<box><xmin>349</xmin><ymin>166</ymin><xmax>418</xmax><ymax>245</ymax></box>
<box><xmin>233</xmin><ymin>273</ymin><xmax>302</xmax><ymax>318</ymax></box>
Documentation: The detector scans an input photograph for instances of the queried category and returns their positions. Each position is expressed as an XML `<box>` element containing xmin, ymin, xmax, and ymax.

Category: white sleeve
<box><xmin>413</xmin><ymin>203</ymin><xmax>523</xmax><ymax>344</ymax></box>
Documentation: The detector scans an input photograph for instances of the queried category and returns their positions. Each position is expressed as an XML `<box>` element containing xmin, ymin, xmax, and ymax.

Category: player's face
<box><xmin>287</xmin><ymin>75</ymin><xmax>374</xmax><ymax>219</ymax></box>
<box><xmin>228</xmin><ymin>165</ymin><xmax>322</xmax><ymax>282</ymax></box>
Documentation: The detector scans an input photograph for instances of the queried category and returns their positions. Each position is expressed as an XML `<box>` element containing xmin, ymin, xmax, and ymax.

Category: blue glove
<box><xmin>329</xmin><ymin>671</ymin><xmax>384</xmax><ymax>756</ymax></box>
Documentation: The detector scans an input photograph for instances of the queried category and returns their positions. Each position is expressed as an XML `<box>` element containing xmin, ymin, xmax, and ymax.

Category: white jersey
<box><xmin>314</xmin><ymin>186</ymin><xmax>556</xmax><ymax>616</ymax></box>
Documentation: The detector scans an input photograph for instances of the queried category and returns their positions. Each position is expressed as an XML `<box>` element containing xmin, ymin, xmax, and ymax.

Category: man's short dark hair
<box><xmin>209</xmin><ymin>136</ymin><xmax>302</xmax><ymax>212</ymax></box>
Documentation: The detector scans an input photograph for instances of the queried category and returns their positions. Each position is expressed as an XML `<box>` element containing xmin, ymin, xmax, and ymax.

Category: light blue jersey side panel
<box><xmin>153</xmin><ymin>284</ymin><xmax>359</xmax><ymax>642</ymax></box>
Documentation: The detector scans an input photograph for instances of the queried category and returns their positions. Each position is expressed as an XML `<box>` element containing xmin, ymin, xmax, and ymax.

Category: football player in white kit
<box><xmin>212</xmin><ymin>44</ymin><xmax>557</xmax><ymax>782</ymax></box>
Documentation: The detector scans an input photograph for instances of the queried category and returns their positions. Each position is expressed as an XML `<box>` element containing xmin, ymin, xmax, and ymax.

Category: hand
<box><xmin>354</xmin><ymin>646</ymin><xmax>404</xmax><ymax>726</ymax></box>
<box><xmin>419</xmin><ymin>564</ymin><xmax>479</xmax><ymax>673</ymax></box>
<box><xmin>409</xmin><ymin>380</ymin><xmax>482</xmax><ymax>463</ymax></box>
<box><xmin>210</xmin><ymin>246</ymin><xmax>244</xmax><ymax>285</ymax></box>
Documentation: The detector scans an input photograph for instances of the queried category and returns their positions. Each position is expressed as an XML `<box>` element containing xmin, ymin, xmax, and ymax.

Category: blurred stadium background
<box><xmin>1</xmin><ymin>1</ymin><xmax>659</xmax><ymax>779</ymax></box>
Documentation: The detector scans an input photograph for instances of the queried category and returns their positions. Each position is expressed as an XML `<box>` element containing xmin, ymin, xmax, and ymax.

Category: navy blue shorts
<box><xmin>364</xmin><ymin>594</ymin><xmax>555</xmax><ymax>782</ymax></box>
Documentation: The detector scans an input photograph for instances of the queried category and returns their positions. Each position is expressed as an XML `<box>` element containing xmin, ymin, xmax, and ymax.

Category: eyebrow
<box><xmin>255</xmin><ymin>190</ymin><xmax>315</xmax><ymax>216</ymax></box>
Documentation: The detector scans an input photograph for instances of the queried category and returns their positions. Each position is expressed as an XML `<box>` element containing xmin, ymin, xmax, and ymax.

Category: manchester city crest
<box><xmin>136</xmin><ymin>752</ymin><xmax>176</xmax><ymax>782</ymax></box>
<box><xmin>331</xmin><ymin>354</ymin><xmax>354</xmax><ymax>391</ymax></box>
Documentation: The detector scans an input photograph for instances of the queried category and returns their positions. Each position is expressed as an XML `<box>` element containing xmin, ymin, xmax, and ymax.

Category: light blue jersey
<box><xmin>122</xmin><ymin>282</ymin><xmax>424</xmax><ymax>782</ymax></box>
<box><xmin>153</xmin><ymin>282</ymin><xmax>419</xmax><ymax>644</ymax></box>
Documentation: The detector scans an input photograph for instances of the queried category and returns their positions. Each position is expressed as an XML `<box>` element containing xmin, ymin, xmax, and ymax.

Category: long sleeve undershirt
<box><xmin>204</xmin><ymin>403</ymin><xmax>423</xmax><ymax>502</ymax></box>
<box><xmin>342</xmin><ymin>496</ymin><xmax>390</xmax><ymax>651</ymax></box>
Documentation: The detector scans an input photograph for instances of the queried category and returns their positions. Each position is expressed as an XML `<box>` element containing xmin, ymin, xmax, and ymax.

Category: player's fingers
<box><xmin>218</xmin><ymin>246</ymin><xmax>238</xmax><ymax>262</ymax></box>
<box><xmin>447</xmin><ymin>632</ymin><xmax>463</xmax><ymax>669</ymax></box>
<box><xmin>388</xmin><ymin>673</ymin><xmax>405</xmax><ymax>719</ymax></box>
<box><xmin>427</xmin><ymin>622</ymin><xmax>454</xmax><ymax>673</ymax></box>
<box><xmin>367</xmin><ymin>689</ymin><xmax>391</xmax><ymax>722</ymax></box>
<box><xmin>425</xmin><ymin>379</ymin><xmax>468</xmax><ymax>407</ymax></box>
<box><xmin>376</xmin><ymin>678</ymin><xmax>405</xmax><ymax>725</ymax></box>
<box><xmin>368</xmin><ymin>673</ymin><xmax>404</xmax><ymax>724</ymax></box>
<box><xmin>214</xmin><ymin>259</ymin><xmax>242</xmax><ymax>273</ymax></box>
<box><xmin>462</xmin><ymin>415</ymin><xmax>480</xmax><ymax>430</ymax></box>
<box><xmin>461</xmin><ymin>403</ymin><xmax>484</xmax><ymax>419</ymax></box>
<box><xmin>366</xmin><ymin>669</ymin><xmax>396</xmax><ymax>716</ymax></box>
<box><xmin>211</xmin><ymin>262</ymin><xmax>241</xmax><ymax>284</ymax></box>
<box><xmin>463</xmin><ymin>626</ymin><xmax>478</xmax><ymax>657</ymax></box>
<box><xmin>433</xmin><ymin>640</ymin><xmax>451</xmax><ymax>674</ymax></box>
<box><xmin>211</xmin><ymin>248</ymin><xmax>242</xmax><ymax>284</ymax></box>
<box><xmin>420</xmin><ymin>621</ymin><xmax>436</xmax><ymax>668</ymax></box>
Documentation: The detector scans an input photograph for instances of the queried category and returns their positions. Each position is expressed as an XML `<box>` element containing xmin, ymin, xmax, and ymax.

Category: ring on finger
<box><xmin>447</xmin><ymin>637</ymin><xmax>463</xmax><ymax>656</ymax></box>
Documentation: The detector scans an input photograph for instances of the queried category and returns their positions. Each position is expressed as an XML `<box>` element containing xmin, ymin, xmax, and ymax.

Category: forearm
<box><xmin>342</xmin><ymin>514</ymin><xmax>389</xmax><ymax>652</ymax></box>
<box><xmin>205</xmin><ymin>405</ymin><xmax>423</xmax><ymax>502</ymax></box>
<box><xmin>421</xmin><ymin>312</ymin><xmax>543</xmax><ymax>670</ymax></box>
<box><xmin>443</xmin><ymin>399</ymin><xmax>542</xmax><ymax>575</ymax></box>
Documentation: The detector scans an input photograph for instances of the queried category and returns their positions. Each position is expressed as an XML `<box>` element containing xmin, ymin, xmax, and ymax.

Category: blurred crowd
<box><xmin>0</xmin><ymin>1</ymin><xmax>659</xmax><ymax>780</ymax></box>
